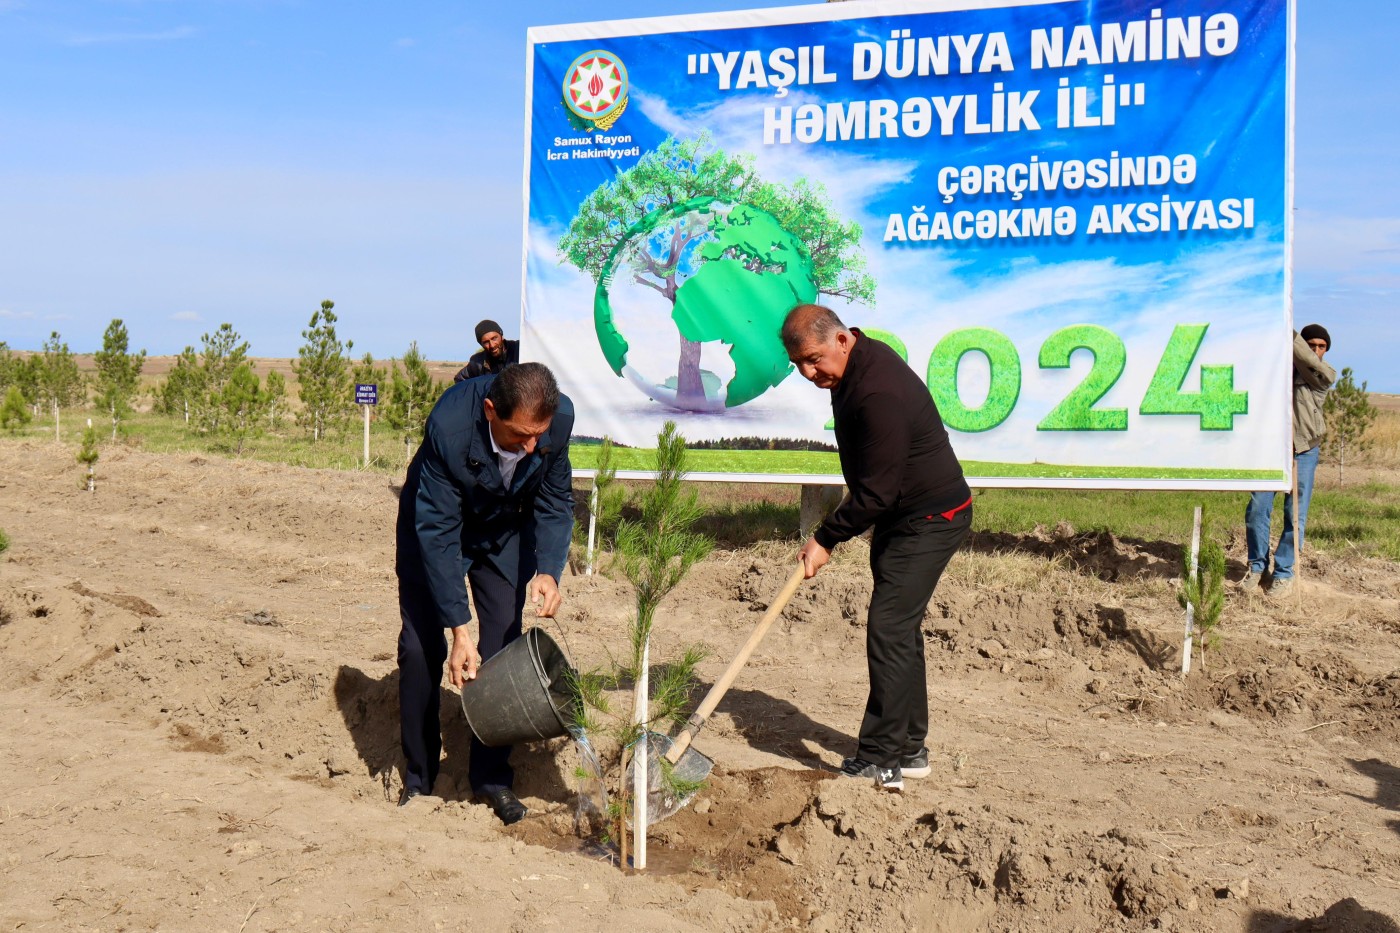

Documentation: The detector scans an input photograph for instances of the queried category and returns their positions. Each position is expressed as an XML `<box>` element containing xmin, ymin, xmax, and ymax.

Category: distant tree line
<box><xmin>686</xmin><ymin>436</ymin><xmax>838</xmax><ymax>453</ymax></box>
<box><xmin>0</xmin><ymin>301</ymin><xmax>447</xmax><ymax>456</ymax></box>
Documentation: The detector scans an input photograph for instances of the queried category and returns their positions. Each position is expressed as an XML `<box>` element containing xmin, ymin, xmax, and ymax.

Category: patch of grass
<box><xmin>572</xmin><ymin>445</ymin><xmax>839</xmax><ymax>475</ymax></box>
<box><xmin>970</xmin><ymin>488</ymin><xmax>1244</xmax><ymax>544</ymax></box>
<box><xmin>943</xmin><ymin>549</ymin><xmax>1068</xmax><ymax>592</ymax></box>
<box><xmin>1308</xmin><ymin>485</ymin><xmax>1400</xmax><ymax>561</ymax></box>
<box><xmin>571</xmin><ymin>445</ymin><xmax>1283</xmax><ymax>481</ymax></box>
<box><xmin>4</xmin><ymin>406</ymin><xmax>420</xmax><ymax>474</ymax></box>
<box><xmin>1361</xmin><ymin>409</ymin><xmax>1400</xmax><ymax>469</ymax></box>
<box><xmin>7</xmin><ymin>404</ymin><xmax>1397</xmax><ymax>562</ymax></box>
<box><xmin>693</xmin><ymin>499</ymin><xmax>800</xmax><ymax>548</ymax></box>
<box><xmin>971</xmin><ymin>481</ymin><xmax>1400</xmax><ymax>562</ymax></box>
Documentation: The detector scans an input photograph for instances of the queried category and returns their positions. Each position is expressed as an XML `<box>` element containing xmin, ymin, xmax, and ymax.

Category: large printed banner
<box><xmin>523</xmin><ymin>0</ymin><xmax>1294</xmax><ymax>488</ymax></box>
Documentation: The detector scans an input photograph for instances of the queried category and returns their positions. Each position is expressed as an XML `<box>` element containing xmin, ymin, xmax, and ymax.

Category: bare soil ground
<box><xmin>2</xmin><ymin>440</ymin><xmax>1398</xmax><ymax>932</ymax></box>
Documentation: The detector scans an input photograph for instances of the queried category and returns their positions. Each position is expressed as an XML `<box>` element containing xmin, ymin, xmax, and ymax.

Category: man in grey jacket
<box><xmin>1243</xmin><ymin>324</ymin><xmax>1336</xmax><ymax>595</ymax></box>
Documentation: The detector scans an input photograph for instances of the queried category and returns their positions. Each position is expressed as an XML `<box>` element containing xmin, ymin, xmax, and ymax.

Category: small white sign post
<box><xmin>355</xmin><ymin>384</ymin><xmax>378</xmax><ymax>468</ymax></box>
<box><xmin>585</xmin><ymin>480</ymin><xmax>599</xmax><ymax>576</ymax></box>
<box><xmin>633</xmin><ymin>638</ymin><xmax>649</xmax><ymax>871</ymax></box>
<box><xmin>1181</xmin><ymin>506</ymin><xmax>1202</xmax><ymax>675</ymax></box>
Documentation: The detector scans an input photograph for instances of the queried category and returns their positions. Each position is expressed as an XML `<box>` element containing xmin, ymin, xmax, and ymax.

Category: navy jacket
<box><xmin>395</xmin><ymin>375</ymin><xmax>575</xmax><ymax>629</ymax></box>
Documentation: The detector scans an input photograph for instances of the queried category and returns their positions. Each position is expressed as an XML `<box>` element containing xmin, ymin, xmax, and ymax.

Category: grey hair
<box><xmin>485</xmin><ymin>361</ymin><xmax>559</xmax><ymax>420</ymax></box>
<box><xmin>780</xmin><ymin>303</ymin><xmax>848</xmax><ymax>353</ymax></box>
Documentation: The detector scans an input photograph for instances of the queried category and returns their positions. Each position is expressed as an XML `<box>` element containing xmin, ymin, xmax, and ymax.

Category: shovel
<box><xmin>639</xmin><ymin>563</ymin><xmax>807</xmax><ymax>824</ymax></box>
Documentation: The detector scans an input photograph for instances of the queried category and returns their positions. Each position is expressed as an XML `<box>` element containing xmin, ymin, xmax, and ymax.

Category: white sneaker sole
<box><xmin>901</xmin><ymin>764</ymin><xmax>931</xmax><ymax>778</ymax></box>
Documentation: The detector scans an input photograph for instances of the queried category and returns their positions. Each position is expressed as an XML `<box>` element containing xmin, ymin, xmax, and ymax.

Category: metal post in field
<box><xmin>362</xmin><ymin>404</ymin><xmax>371</xmax><ymax>468</ymax></box>
<box><xmin>355</xmin><ymin>383</ymin><xmax>378</xmax><ymax>469</ymax></box>
<box><xmin>799</xmin><ymin>484</ymin><xmax>842</xmax><ymax>538</ymax></box>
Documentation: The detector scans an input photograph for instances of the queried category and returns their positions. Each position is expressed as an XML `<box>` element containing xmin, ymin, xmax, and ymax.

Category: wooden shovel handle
<box><xmin>665</xmin><ymin>563</ymin><xmax>806</xmax><ymax>763</ymax></box>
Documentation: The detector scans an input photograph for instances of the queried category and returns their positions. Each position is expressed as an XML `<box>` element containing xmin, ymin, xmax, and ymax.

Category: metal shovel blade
<box><xmin>627</xmin><ymin>732</ymin><xmax>713</xmax><ymax>826</ymax></box>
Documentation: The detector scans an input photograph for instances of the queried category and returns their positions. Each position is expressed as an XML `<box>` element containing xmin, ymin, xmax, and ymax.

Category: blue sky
<box><xmin>1</xmin><ymin>0</ymin><xmax>1396</xmax><ymax>392</ymax></box>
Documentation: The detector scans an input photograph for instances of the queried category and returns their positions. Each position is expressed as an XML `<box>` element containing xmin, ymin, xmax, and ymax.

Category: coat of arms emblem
<box><xmin>563</xmin><ymin>50</ymin><xmax>628</xmax><ymax>131</ymax></box>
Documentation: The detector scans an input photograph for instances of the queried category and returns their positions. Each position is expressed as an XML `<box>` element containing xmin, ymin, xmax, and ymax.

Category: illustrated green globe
<box><xmin>594</xmin><ymin>196</ymin><xmax>817</xmax><ymax>412</ymax></box>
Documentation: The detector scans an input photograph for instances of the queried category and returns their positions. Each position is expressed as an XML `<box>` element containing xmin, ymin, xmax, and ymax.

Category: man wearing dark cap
<box><xmin>454</xmin><ymin>319</ymin><xmax>520</xmax><ymax>382</ymax></box>
<box><xmin>782</xmin><ymin>303</ymin><xmax>972</xmax><ymax>791</ymax></box>
<box><xmin>1243</xmin><ymin>324</ymin><xmax>1335</xmax><ymax>596</ymax></box>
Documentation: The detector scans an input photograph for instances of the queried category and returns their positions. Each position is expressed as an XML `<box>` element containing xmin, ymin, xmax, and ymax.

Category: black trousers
<box><xmin>397</xmin><ymin>560</ymin><xmax>528</xmax><ymax>797</ymax></box>
<box><xmin>857</xmin><ymin>503</ymin><xmax>972</xmax><ymax>768</ymax></box>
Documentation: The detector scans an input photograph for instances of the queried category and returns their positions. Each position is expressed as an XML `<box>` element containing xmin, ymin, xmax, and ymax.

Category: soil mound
<box><xmin>2</xmin><ymin>441</ymin><xmax>1398</xmax><ymax>931</ymax></box>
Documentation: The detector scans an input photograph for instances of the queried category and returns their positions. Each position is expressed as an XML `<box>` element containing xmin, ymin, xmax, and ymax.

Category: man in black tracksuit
<box><xmin>783</xmin><ymin>303</ymin><xmax>971</xmax><ymax>791</ymax></box>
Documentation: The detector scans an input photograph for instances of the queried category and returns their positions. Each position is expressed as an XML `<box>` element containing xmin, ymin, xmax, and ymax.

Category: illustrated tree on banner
<box><xmin>558</xmin><ymin>134</ymin><xmax>874</xmax><ymax>413</ymax></box>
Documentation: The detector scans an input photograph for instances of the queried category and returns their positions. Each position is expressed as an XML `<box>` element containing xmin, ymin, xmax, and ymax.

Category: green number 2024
<box><xmin>863</xmin><ymin>324</ymin><xmax>1247</xmax><ymax>433</ymax></box>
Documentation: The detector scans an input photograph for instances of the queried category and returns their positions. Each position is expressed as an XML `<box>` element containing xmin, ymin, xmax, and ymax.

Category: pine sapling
<box><xmin>1323</xmin><ymin>367</ymin><xmax>1379</xmax><ymax>482</ymax></box>
<box><xmin>568</xmin><ymin>421</ymin><xmax>713</xmax><ymax>868</ymax></box>
<box><xmin>2</xmin><ymin>386</ymin><xmax>31</xmax><ymax>435</ymax></box>
<box><xmin>580</xmin><ymin>436</ymin><xmax>627</xmax><ymax>574</ymax></box>
<box><xmin>76</xmin><ymin>419</ymin><xmax>99</xmax><ymax>492</ymax></box>
<box><xmin>93</xmin><ymin>318</ymin><xmax>145</xmax><ymax>441</ymax></box>
<box><xmin>1178</xmin><ymin>537</ymin><xmax>1225</xmax><ymax>672</ymax></box>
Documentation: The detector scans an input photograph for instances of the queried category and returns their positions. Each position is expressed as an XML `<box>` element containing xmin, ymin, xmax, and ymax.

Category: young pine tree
<box><xmin>2</xmin><ymin>385</ymin><xmax>31</xmax><ymax>434</ymax></box>
<box><xmin>93</xmin><ymin>319</ymin><xmax>147</xmax><ymax>441</ymax></box>
<box><xmin>40</xmin><ymin>331</ymin><xmax>85</xmax><ymax>440</ymax></box>
<box><xmin>264</xmin><ymin>370</ymin><xmax>288</xmax><ymax>429</ymax></box>
<box><xmin>384</xmin><ymin>342</ymin><xmax>441</xmax><ymax>463</ymax></box>
<box><xmin>19</xmin><ymin>355</ymin><xmax>44</xmax><ymax>419</ymax></box>
<box><xmin>351</xmin><ymin>351</ymin><xmax>386</xmax><ymax>391</ymax></box>
<box><xmin>159</xmin><ymin>346</ymin><xmax>205</xmax><ymax>426</ymax></box>
<box><xmin>77</xmin><ymin>419</ymin><xmax>99</xmax><ymax>492</ymax></box>
<box><xmin>293</xmin><ymin>299</ymin><xmax>353</xmax><ymax>442</ymax></box>
<box><xmin>218</xmin><ymin>363</ymin><xmax>271</xmax><ymax>455</ymax></box>
<box><xmin>1178</xmin><ymin>537</ymin><xmax>1226</xmax><ymax>673</ymax></box>
<box><xmin>580</xmin><ymin>437</ymin><xmax>627</xmax><ymax>569</ymax></box>
<box><xmin>1322</xmin><ymin>368</ymin><xmax>1379</xmax><ymax>482</ymax></box>
<box><xmin>0</xmin><ymin>341</ymin><xmax>14</xmax><ymax>393</ymax></box>
<box><xmin>573</xmin><ymin>422</ymin><xmax>713</xmax><ymax>859</ymax></box>
<box><xmin>196</xmin><ymin>325</ymin><xmax>251</xmax><ymax>433</ymax></box>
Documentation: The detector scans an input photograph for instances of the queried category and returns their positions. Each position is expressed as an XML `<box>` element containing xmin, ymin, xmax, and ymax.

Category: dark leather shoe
<box><xmin>480</xmin><ymin>788</ymin><xmax>527</xmax><ymax>825</ymax></box>
<box><xmin>397</xmin><ymin>788</ymin><xmax>423</xmax><ymax>808</ymax></box>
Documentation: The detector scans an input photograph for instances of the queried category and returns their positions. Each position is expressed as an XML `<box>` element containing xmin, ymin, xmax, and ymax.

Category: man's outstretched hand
<box><xmin>448</xmin><ymin>626</ymin><xmax>481</xmax><ymax>688</ymax></box>
<box><xmin>798</xmin><ymin>536</ymin><xmax>831</xmax><ymax>579</ymax></box>
<box><xmin>530</xmin><ymin>573</ymin><xmax>561</xmax><ymax>618</ymax></box>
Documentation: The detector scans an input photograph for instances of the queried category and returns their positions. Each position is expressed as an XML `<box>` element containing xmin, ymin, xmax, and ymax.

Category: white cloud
<box><xmin>65</xmin><ymin>25</ymin><xmax>198</xmax><ymax>46</ymax></box>
<box><xmin>0</xmin><ymin>308</ymin><xmax>36</xmax><ymax>319</ymax></box>
<box><xmin>170</xmin><ymin>311</ymin><xmax>201</xmax><ymax>322</ymax></box>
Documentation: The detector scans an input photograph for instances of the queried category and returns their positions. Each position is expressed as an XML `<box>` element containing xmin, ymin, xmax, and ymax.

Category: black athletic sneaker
<box><xmin>901</xmin><ymin>747</ymin><xmax>931</xmax><ymax>779</ymax></box>
<box><xmin>839</xmin><ymin>757</ymin><xmax>903</xmax><ymax>791</ymax></box>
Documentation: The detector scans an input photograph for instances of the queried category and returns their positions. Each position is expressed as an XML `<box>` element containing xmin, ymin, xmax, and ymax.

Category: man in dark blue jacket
<box><xmin>395</xmin><ymin>362</ymin><xmax>574</xmax><ymax>824</ymax></box>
